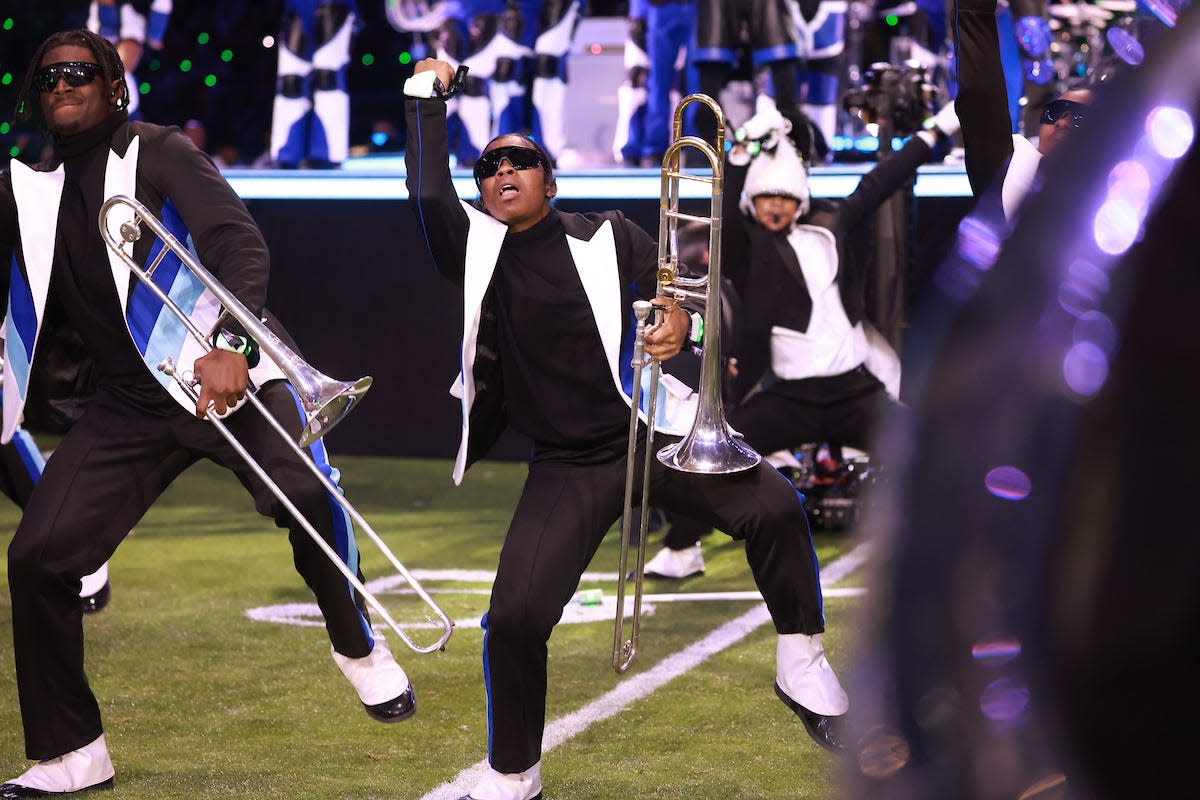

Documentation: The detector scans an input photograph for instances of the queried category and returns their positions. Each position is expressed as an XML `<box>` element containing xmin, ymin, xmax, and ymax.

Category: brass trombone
<box><xmin>612</xmin><ymin>94</ymin><xmax>761</xmax><ymax>673</ymax></box>
<box><xmin>98</xmin><ymin>194</ymin><xmax>454</xmax><ymax>655</ymax></box>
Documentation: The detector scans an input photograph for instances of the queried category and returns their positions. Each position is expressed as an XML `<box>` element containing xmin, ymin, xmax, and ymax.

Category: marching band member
<box><xmin>692</xmin><ymin>0</ymin><xmax>801</xmax><ymax>142</ymax></box>
<box><xmin>954</xmin><ymin>0</ymin><xmax>1093</xmax><ymax>214</ymax></box>
<box><xmin>405</xmin><ymin>56</ymin><xmax>849</xmax><ymax>800</ymax></box>
<box><xmin>641</xmin><ymin>97</ymin><xmax>958</xmax><ymax>580</ymax></box>
<box><xmin>270</xmin><ymin>0</ymin><xmax>357</xmax><ymax>168</ymax></box>
<box><xmin>789</xmin><ymin>0</ymin><xmax>847</xmax><ymax>156</ymax></box>
<box><xmin>642</xmin><ymin>0</ymin><xmax>698</xmax><ymax>167</ymax></box>
<box><xmin>87</xmin><ymin>0</ymin><xmax>172</xmax><ymax>119</ymax></box>
<box><xmin>0</xmin><ymin>29</ymin><xmax>413</xmax><ymax>797</ymax></box>
<box><xmin>612</xmin><ymin>0</ymin><xmax>651</xmax><ymax>165</ymax></box>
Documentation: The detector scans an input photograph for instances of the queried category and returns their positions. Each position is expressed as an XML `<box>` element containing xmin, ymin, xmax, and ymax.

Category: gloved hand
<box><xmin>925</xmin><ymin>99</ymin><xmax>961</xmax><ymax>138</ymax></box>
<box><xmin>734</xmin><ymin>94</ymin><xmax>792</xmax><ymax>155</ymax></box>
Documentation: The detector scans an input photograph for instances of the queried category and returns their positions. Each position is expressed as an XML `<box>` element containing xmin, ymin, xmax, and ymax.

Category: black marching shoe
<box><xmin>774</xmin><ymin>681</ymin><xmax>846</xmax><ymax>753</ymax></box>
<box><xmin>80</xmin><ymin>582</ymin><xmax>111</xmax><ymax>614</ymax></box>
<box><xmin>0</xmin><ymin>778</ymin><xmax>114</xmax><ymax>798</ymax></box>
<box><xmin>363</xmin><ymin>683</ymin><xmax>416</xmax><ymax>723</ymax></box>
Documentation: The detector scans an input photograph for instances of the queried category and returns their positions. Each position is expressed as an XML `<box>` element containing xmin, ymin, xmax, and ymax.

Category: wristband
<box><xmin>211</xmin><ymin>329</ymin><xmax>261</xmax><ymax>368</ymax></box>
<box><xmin>688</xmin><ymin>311</ymin><xmax>705</xmax><ymax>344</ymax></box>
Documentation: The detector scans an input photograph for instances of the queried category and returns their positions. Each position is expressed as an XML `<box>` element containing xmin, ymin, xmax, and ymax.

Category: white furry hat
<box><xmin>738</xmin><ymin>137</ymin><xmax>811</xmax><ymax>223</ymax></box>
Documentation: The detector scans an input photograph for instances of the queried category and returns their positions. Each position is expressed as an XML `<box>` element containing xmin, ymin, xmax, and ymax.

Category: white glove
<box><xmin>736</xmin><ymin>94</ymin><xmax>791</xmax><ymax>144</ymax></box>
<box><xmin>926</xmin><ymin>99</ymin><xmax>961</xmax><ymax>138</ymax></box>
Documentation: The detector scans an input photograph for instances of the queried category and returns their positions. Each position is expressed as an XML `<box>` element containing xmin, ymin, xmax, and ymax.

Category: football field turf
<box><xmin>0</xmin><ymin>456</ymin><xmax>865</xmax><ymax>799</ymax></box>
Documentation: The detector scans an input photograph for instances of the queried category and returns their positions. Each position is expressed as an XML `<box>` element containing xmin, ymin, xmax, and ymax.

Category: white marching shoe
<box><xmin>457</xmin><ymin>762</ymin><xmax>543</xmax><ymax>800</ymax></box>
<box><xmin>79</xmin><ymin>562</ymin><xmax>111</xmax><ymax>615</ymax></box>
<box><xmin>775</xmin><ymin>633</ymin><xmax>849</xmax><ymax>753</ymax></box>
<box><xmin>642</xmin><ymin>543</ymin><xmax>705</xmax><ymax>580</ymax></box>
<box><xmin>331</xmin><ymin>636</ymin><xmax>416</xmax><ymax>723</ymax></box>
<box><xmin>0</xmin><ymin>734</ymin><xmax>114</xmax><ymax>797</ymax></box>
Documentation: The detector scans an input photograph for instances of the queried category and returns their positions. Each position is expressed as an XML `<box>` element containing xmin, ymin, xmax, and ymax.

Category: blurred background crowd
<box><xmin>0</xmin><ymin>0</ymin><xmax>1177</xmax><ymax>171</ymax></box>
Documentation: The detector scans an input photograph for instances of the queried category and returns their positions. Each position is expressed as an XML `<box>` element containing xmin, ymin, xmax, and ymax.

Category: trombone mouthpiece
<box><xmin>633</xmin><ymin>300</ymin><xmax>653</xmax><ymax>322</ymax></box>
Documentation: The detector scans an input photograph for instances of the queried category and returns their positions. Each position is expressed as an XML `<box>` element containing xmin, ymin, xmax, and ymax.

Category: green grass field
<box><xmin>0</xmin><ymin>456</ymin><xmax>863</xmax><ymax>800</ymax></box>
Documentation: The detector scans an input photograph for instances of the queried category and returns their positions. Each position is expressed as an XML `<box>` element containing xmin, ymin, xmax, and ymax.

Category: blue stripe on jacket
<box><xmin>5</xmin><ymin>255</ymin><xmax>38</xmax><ymax>399</ymax></box>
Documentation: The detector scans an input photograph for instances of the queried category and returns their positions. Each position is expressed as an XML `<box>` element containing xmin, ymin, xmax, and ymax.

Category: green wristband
<box><xmin>211</xmin><ymin>329</ymin><xmax>261</xmax><ymax>368</ymax></box>
<box><xmin>689</xmin><ymin>311</ymin><xmax>705</xmax><ymax>344</ymax></box>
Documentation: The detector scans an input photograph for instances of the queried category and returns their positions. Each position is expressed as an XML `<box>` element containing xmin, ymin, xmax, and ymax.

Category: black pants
<box><xmin>663</xmin><ymin>366</ymin><xmax>894</xmax><ymax>549</ymax></box>
<box><xmin>7</xmin><ymin>381</ymin><xmax>374</xmax><ymax>760</ymax></box>
<box><xmin>481</xmin><ymin>430</ymin><xmax>825</xmax><ymax>773</ymax></box>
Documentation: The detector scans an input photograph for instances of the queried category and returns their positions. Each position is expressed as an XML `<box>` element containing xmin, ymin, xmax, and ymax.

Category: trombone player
<box><xmin>0</xmin><ymin>29</ymin><xmax>414</xmax><ymax>797</ymax></box>
<box><xmin>404</xmin><ymin>57</ymin><xmax>849</xmax><ymax>800</ymax></box>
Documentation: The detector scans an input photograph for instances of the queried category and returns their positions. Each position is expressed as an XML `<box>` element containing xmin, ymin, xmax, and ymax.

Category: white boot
<box><xmin>2</xmin><ymin>734</ymin><xmax>114</xmax><ymax>793</ymax></box>
<box><xmin>461</xmin><ymin>761</ymin><xmax>542</xmax><ymax>800</ymax></box>
<box><xmin>776</xmin><ymin>632</ymin><xmax>849</xmax><ymax>716</ymax></box>
<box><xmin>642</xmin><ymin>543</ymin><xmax>704</xmax><ymax>579</ymax></box>
<box><xmin>332</xmin><ymin>636</ymin><xmax>415</xmax><ymax>723</ymax></box>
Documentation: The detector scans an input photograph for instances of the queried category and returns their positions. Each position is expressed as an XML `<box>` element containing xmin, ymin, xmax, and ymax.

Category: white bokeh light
<box><xmin>1106</xmin><ymin>160</ymin><xmax>1152</xmax><ymax>214</ymax></box>
<box><xmin>1063</xmin><ymin>341</ymin><xmax>1109</xmax><ymax>396</ymax></box>
<box><xmin>1093</xmin><ymin>199</ymin><xmax>1140</xmax><ymax>255</ymax></box>
<box><xmin>1146</xmin><ymin>106</ymin><xmax>1194</xmax><ymax>160</ymax></box>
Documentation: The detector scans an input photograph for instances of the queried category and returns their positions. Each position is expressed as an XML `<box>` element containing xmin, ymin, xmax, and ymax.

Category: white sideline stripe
<box><xmin>416</xmin><ymin>541</ymin><xmax>871</xmax><ymax>800</ymax></box>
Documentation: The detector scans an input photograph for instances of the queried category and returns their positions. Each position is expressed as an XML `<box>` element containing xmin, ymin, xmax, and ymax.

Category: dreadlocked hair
<box><xmin>14</xmin><ymin>29</ymin><xmax>128</xmax><ymax>125</ymax></box>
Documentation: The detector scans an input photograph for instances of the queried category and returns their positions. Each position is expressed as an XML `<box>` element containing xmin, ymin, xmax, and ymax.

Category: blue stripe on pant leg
<box><xmin>283</xmin><ymin>383</ymin><xmax>374</xmax><ymax>647</ymax></box>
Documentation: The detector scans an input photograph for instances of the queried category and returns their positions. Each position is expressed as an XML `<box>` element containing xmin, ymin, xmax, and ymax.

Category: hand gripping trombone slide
<box><xmin>98</xmin><ymin>194</ymin><xmax>454</xmax><ymax>654</ymax></box>
<box><xmin>612</xmin><ymin>94</ymin><xmax>761</xmax><ymax>673</ymax></box>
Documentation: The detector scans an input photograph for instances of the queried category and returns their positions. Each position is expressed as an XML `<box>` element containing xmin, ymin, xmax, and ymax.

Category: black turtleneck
<box><xmin>45</xmin><ymin>110</ymin><xmax>175</xmax><ymax>409</ymax></box>
<box><xmin>492</xmin><ymin>210</ymin><xmax>630</xmax><ymax>451</ymax></box>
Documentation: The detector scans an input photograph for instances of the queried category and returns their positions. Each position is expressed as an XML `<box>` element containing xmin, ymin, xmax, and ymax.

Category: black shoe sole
<box><xmin>0</xmin><ymin>777</ymin><xmax>114</xmax><ymax>797</ymax></box>
<box><xmin>364</xmin><ymin>684</ymin><xmax>416</xmax><ymax>723</ymax></box>
<box><xmin>774</xmin><ymin>682</ymin><xmax>846</xmax><ymax>753</ymax></box>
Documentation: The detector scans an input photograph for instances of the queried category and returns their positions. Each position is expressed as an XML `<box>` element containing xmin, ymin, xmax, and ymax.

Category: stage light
<box><xmin>180</xmin><ymin>59</ymin><xmax>193</xmax><ymax>72</ymax></box>
<box><xmin>197</xmin><ymin>32</ymin><xmax>210</xmax><ymax>45</ymax></box>
<box><xmin>263</xmin><ymin>35</ymin><xmax>276</xmax><ymax>48</ymax></box>
<box><xmin>8</xmin><ymin>146</ymin><xmax>18</xmax><ymax>158</ymax></box>
<box><xmin>139</xmin><ymin>81</ymin><xmax>150</xmax><ymax>95</ymax></box>
<box><xmin>2</xmin><ymin>18</ymin><xmax>13</xmax><ymax>31</ymax></box>
<box><xmin>362</xmin><ymin>53</ymin><xmax>375</xmax><ymax>66</ymax></box>
<box><xmin>1</xmin><ymin>73</ymin><xmax>11</xmax><ymax>86</ymax></box>
<box><xmin>149</xmin><ymin>58</ymin><xmax>161</xmax><ymax>71</ymax></box>
<box><xmin>399</xmin><ymin>51</ymin><xmax>412</xmax><ymax>65</ymax></box>
<box><xmin>1146</xmin><ymin>105</ymin><xmax>1194</xmax><ymax>160</ymax></box>
<box><xmin>221</xmin><ymin>49</ymin><xmax>233</xmax><ymax>62</ymax></box>
<box><xmin>885</xmin><ymin>14</ymin><xmax>899</xmax><ymax>25</ymax></box>
<box><xmin>204</xmin><ymin>74</ymin><xmax>217</xmax><ymax>87</ymax></box>
<box><xmin>0</xmin><ymin>122</ymin><xmax>9</xmax><ymax>134</ymax></box>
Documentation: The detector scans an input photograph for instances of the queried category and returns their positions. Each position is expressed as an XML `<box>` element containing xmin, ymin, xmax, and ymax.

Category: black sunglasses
<box><xmin>473</xmin><ymin>145</ymin><xmax>548</xmax><ymax>185</ymax></box>
<box><xmin>1041</xmin><ymin>99</ymin><xmax>1088</xmax><ymax>128</ymax></box>
<box><xmin>33</xmin><ymin>61</ymin><xmax>104</xmax><ymax>93</ymax></box>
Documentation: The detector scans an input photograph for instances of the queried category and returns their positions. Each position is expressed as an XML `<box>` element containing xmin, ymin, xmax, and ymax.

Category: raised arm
<box><xmin>955</xmin><ymin>0</ymin><xmax>1017</xmax><ymax>196</ymax></box>
<box><xmin>403</xmin><ymin>59</ymin><xmax>471</xmax><ymax>287</ymax></box>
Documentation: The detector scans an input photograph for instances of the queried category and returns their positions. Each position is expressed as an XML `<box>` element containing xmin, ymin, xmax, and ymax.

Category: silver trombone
<box><xmin>98</xmin><ymin>194</ymin><xmax>454</xmax><ymax>655</ymax></box>
<box><xmin>613</xmin><ymin>94</ymin><xmax>762</xmax><ymax>673</ymax></box>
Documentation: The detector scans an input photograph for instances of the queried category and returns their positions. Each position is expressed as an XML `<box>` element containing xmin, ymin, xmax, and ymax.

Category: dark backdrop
<box><xmin>252</xmin><ymin>194</ymin><xmax>972</xmax><ymax>460</ymax></box>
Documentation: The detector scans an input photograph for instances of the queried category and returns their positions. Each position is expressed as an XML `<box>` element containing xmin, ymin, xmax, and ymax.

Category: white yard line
<box><xmin>416</xmin><ymin>541</ymin><xmax>872</xmax><ymax>800</ymax></box>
